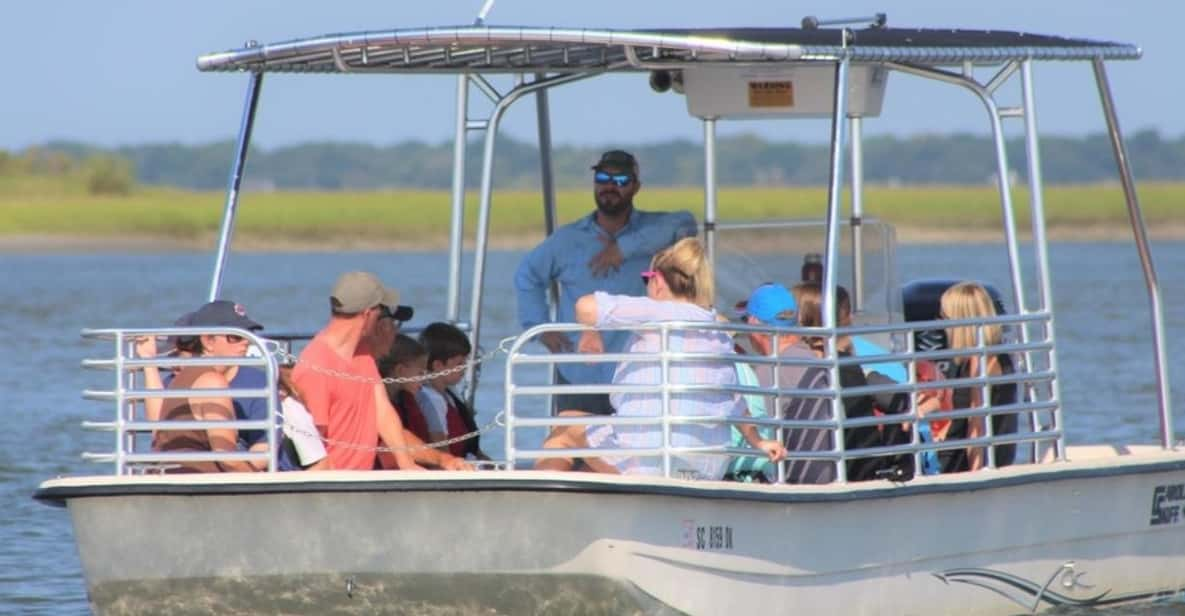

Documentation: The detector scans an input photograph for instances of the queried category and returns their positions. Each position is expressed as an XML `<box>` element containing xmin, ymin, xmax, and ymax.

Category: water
<box><xmin>2</xmin><ymin>242</ymin><xmax>1183</xmax><ymax>614</ymax></box>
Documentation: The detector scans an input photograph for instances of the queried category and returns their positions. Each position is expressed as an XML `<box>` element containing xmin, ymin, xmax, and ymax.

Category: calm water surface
<box><xmin>2</xmin><ymin>242</ymin><xmax>1183</xmax><ymax>614</ymax></box>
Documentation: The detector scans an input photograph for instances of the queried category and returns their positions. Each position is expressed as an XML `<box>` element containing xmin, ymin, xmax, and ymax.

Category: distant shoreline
<box><xmin>3</xmin><ymin>222</ymin><xmax>1182</xmax><ymax>254</ymax></box>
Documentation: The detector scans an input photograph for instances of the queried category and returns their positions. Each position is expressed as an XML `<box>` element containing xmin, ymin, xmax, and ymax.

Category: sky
<box><xmin>2</xmin><ymin>0</ymin><xmax>1180</xmax><ymax>150</ymax></box>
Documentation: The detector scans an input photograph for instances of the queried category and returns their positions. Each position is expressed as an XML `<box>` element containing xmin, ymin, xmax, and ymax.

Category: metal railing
<box><xmin>80</xmin><ymin>327</ymin><xmax>281</xmax><ymax>474</ymax></box>
<box><xmin>503</xmin><ymin>312</ymin><xmax>1062</xmax><ymax>482</ymax></box>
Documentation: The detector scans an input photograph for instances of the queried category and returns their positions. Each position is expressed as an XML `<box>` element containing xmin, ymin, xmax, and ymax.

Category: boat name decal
<box><xmin>1149</xmin><ymin>483</ymin><xmax>1185</xmax><ymax>526</ymax></box>
<box><xmin>682</xmin><ymin>519</ymin><xmax>734</xmax><ymax>551</ymax></box>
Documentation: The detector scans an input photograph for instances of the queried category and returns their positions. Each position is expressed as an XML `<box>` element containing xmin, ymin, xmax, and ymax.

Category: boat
<box><xmin>35</xmin><ymin>9</ymin><xmax>1183</xmax><ymax>615</ymax></box>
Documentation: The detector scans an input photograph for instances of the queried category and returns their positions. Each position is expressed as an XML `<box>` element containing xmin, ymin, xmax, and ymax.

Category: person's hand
<box><xmin>578</xmin><ymin>330</ymin><xmax>604</xmax><ymax>354</ymax></box>
<box><xmin>441</xmin><ymin>456</ymin><xmax>473</xmax><ymax>471</ymax></box>
<box><xmin>396</xmin><ymin>454</ymin><xmax>426</xmax><ymax>471</ymax></box>
<box><xmin>587</xmin><ymin>233</ymin><xmax>624</xmax><ymax>278</ymax></box>
<box><xmin>539</xmin><ymin>331</ymin><xmax>574</xmax><ymax>353</ymax></box>
<box><xmin>756</xmin><ymin>440</ymin><xmax>786</xmax><ymax>462</ymax></box>
<box><xmin>134</xmin><ymin>336</ymin><xmax>158</xmax><ymax>359</ymax></box>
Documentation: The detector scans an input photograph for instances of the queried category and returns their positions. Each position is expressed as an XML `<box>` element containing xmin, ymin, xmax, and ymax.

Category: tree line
<box><xmin>16</xmin><ymin>130</ymin><xmax>1185</xmax><ymax>192</ymax></box>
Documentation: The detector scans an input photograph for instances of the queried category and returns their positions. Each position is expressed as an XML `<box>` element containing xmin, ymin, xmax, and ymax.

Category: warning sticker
<box><xmin>747</xmin><ymin>81</ymin><xmax>794</xmax><ymax>108</ymax></box>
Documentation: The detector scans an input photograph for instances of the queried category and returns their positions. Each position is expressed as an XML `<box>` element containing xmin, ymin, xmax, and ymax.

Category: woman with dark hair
<box><xmin>792</xmin><ymin>282</ymin><xmax>887</xmax><ymax>482</ymax></box>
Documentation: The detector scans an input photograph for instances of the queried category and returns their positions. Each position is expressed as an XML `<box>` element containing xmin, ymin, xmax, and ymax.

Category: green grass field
<box><xmin>1</xmin><ymin>181</ymin><xmax>1180</xmax><ymax>244</ymax></box>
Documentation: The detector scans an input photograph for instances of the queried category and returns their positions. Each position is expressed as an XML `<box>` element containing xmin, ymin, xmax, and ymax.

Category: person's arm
<box><xmin>614</xmin><ymin>210</ymin><xmax>698</xmax><ymax>260</ymax></box>
<box><xmin>403</xmin><ymin>428</ymin><xmax>473</xmax><ymax>470</ymax></box>
<box><xmin>135</xmin><ymin>336</ymin><xmax>166</xmax><ymax>422</ymax></box>
<box><xmin>374</xmin><ymin>384</ymin><xmax>424</xmax><ymax>471</ymax></box>
<box><xmin>515</xmin><ymin>240</ymin><xmax>573</xmax><ymax>352</ymax></box>
<box><xmin>191</xmin><ymin>372</ymin><xmax>263</xmax><ymax>472</ymax></box>
<box><xmin>738</xmin><ymin>421</ymin><xmax>786</xmax><ymax>462</ymax></box>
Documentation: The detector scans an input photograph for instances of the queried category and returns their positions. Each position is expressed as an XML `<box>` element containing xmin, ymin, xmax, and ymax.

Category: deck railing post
<box><xmin>208</xmin><ymin>69</ymin><xmax>263</xmax><ymax>301</ymax></box>
<box><xmin>1092</xmin><ymin>58</ymin><xmax>1175</xmax><ymax>449</ymax></box>
<box><xmin>660</xmin><ymin>325</ymin><xmax>673</xmax><ymax>478</ymax></box>
<box><xmin>823</xmin><ymin>56</ymin><xmax>851</xmax><ymax>483</ymax></box>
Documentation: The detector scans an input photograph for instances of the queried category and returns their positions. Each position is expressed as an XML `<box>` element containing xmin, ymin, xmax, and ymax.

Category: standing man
<box><xmin>515</xmin><ymin>150</ymin><xmax>697</xmax><ymax>416</ymax></box>
<box><xmin>293</xmin><ymin>271</ymin><xmax>468</xmax><ymax>471</ymax></box>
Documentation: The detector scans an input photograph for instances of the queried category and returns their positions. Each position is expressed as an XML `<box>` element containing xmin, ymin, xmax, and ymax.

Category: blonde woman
<box><xmin>932</xmin><ymin>281</ymin><xmax>1019</xmax><ymax>472</ymax></box>
<box><xmin>537</xmin><ymin>237</ymin><xmax>784</xmax><ymax>479</ymax></box>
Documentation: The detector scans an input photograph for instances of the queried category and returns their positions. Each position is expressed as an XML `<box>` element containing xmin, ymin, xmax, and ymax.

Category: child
<box><xmin>418</xmin><ymin>322</ymin><xmax>489</xmax><ymax>461</ymax></box>
<box><xmin>375</xmin><ymin>334</ymin><xmax>433</xmax><ymax>469</ymax></box>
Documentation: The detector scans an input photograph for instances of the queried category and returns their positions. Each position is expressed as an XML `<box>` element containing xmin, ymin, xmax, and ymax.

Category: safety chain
<box><xmin>278</xmin><ymin>409</ymin><xmax>507</xmax><ymax>453</ymax></box>
<box><xmin>265</xmin><ymin>335</ymin><xmax>518</xmax><ymax>385</ymax></box>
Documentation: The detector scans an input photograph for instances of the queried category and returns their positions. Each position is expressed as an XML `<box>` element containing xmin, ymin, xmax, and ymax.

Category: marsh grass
<box><xmin>1</xmin><ymin>183</ymin><xmax>1180</xmax><ymax>243</ymax></box>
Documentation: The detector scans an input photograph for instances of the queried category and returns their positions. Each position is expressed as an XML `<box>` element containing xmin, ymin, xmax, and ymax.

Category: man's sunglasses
<box><xmin>594</xmin><ymin>171</ymin><xmax>634</xmax><ymax>187</ymax></box>
<box><xmin>224</xmin><ymin>334</ymin><xmax>246</xmax><ymax>343</ymax></box>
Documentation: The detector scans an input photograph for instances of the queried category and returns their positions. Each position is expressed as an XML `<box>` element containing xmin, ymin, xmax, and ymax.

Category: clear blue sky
<box><xmin>2</xmin><ymin>0</ymin><xmax>1178</xmax><ymax>150</ymax></box>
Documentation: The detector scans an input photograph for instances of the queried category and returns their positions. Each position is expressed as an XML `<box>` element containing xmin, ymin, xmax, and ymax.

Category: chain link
<box><xmin>262</xmin><ymin>334</ymin><xmax>518</xmax><ymax>454</ymax></box>
<box><xmin>279</xmin><ymin>409</ymin><xmax>506</xmax><ymax>453</ymax></box>
<box><xmin>265</xmin><ymin>334</ymin><xmax>518</xmax><ymax>385</ymax></box>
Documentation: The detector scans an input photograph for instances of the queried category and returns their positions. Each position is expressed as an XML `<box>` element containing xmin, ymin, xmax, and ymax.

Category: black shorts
<box><xmin>552</xmin><ymin>372</ymin><xmax>615</xmax><ymax>416</ymax></box>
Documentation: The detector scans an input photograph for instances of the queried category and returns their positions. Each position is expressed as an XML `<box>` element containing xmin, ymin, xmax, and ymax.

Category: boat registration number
<box><xmin>1149</xmin><ymin>483</ymin><xmax>1185</xmax><ymax>526</ymax></box>
<box><xmin>682</xmin><ymin>520</ymin><xmax>735</xmax><ymax>551</ymax></box>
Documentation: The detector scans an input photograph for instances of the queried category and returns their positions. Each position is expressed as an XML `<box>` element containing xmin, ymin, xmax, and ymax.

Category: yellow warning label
<box><xmin>747</xmin><ymin>81</ymin><xmax>794</xmax><ymax>107</ymax></box>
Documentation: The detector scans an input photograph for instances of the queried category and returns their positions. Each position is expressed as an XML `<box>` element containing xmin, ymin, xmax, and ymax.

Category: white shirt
<box><xmin>281</xmin><ymin>397</ymin><xmax>327</xmax><ymax>467</ymax></box>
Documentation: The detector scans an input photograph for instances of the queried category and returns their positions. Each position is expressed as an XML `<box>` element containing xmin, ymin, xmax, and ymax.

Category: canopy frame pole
<box><xmin>1093</xmin><ymin>58</ymin><xmax>1175</xmax><ymax>449</ymax></box>
<box><xmin>208</xmin><ymin>70</ymin><xmax>263</xmax><ymax>301</ymax></box>
<box><xmin>886</xmin><ymin>62</ymin><xmax>1029</xmax><ymax>323</ymax></box>
<box><xmin>464</xmin><ymin>70</ymin><xmax>610</xmax><ymax>405</ymax></box>
<box><xmin>849</xmin><ymin>114</ymin><xmax>865</xmax><ymax>313</ymax></box>
<box><xmin>822</xmin><ymin>56</ymin><xmax>851</xmax><ymax>483</ymax></box>
<box><xmin>1019</xmin><ymin>60</ymin><xmax>1065</xmax><ymax>462</ymax></box>
<box><xmin>446</xmin><ymin>74</ymin><xmax>472</xmax><ymax>321</ymax></box>
<box><xmin>703</xmin><ymin>117</ymin><xmax>719</xmax><ymax>266</ymax></box>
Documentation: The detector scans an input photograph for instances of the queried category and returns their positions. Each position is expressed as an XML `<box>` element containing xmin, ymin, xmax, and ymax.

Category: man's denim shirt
<box><xmin>515</xmin><ymin>208</ymin><xmax>698</xmax><ymax>386</ymax></box>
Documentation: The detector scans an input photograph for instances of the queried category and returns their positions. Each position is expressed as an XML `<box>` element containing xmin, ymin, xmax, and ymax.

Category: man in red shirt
<box><xmin>293</xmin><ymin>271</ymin><xmax>469</xmax><ymax>471</ymax></box>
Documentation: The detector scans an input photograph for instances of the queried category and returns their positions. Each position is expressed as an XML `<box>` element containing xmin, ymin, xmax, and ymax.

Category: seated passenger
<box><xmin>152</xmin><ymin>302</ymin><xmax>274</xmax><ymax>473</ymax></box>
<box><xmin>277</xmin><ymin>367</ymin><xmax>330</xmax><ymax>470</ymax></box>
<box><xmin>537</xmin><ymin>238</ymin><xmax>781</xmax><ymax>479</ymax></box>
<box><xmin>793</xmin><ymin>282</ymin><xmax>887</xmax><ymax>482</ymax></box>
<box><xmin>925</xmin><ymin>281</ymin><xmax>1019</xmax><ymax>472</ymax></box>
<box><xmin>726</xmin><ymin>284</ymin><xmax>799</xmax><ymax>482</ymax></box>
<box><xmin>292</xmin><ymin>271</ymin><xmax>469</xmax><ymax>471</ymax></box>
<box><xmin>418</xmin><ymin>322</ymin><xmax>490</xmax><ymax>461</ymax></box>
<box><xmin>375</xmin><ymin>334</ymin><xmax>433</xmax><ymax>468</ymax></box>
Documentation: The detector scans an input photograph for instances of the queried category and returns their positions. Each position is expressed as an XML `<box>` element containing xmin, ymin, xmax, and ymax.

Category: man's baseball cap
<box><xmin>331</xmin><ymin>271</ymin><xmax>408</xmax><ymax>315</ymax></box>
<box><xmin>741</xmin><ymin>283</ymin><xmax>797</xmax><ymax>326</ymax></box>
<box><xmin>591</xmin><ymin>150</ymin><xmax>638</xmax><ymax>172</ymax></box>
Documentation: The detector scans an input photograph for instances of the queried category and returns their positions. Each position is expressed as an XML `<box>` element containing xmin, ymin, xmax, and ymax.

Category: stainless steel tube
<box><xmin>446</xmin><ymin>74</ymin><xmax>470</xmax><ymax>322</ymax></box>
<box><xmin>207</xmin><ymin>71</ymin><xmax>263</xmax><ymax>301</ymax></box>
<box><xmin>823</xmin><ymin>58</ymin><xmax>851</xmax><ymax>483</ymax></box>
<box><xmin>1093</xmin><ymin>58</ymin><xmax>1175</xmax><ymax>448</ymax></box>
<box><xmin>1019</xmin><ymin>60</ymin><xmax>1065</xmax><ymax>461</ymax></box>
<box><xmin>849</xmin><ymin>115</ymin><xmax>865</xmax><ymax>313</ymax></box>
<box><xmin>703</xmin><ymin>117</ymin><xmax>718</xmax><ymax>265</ymax></box>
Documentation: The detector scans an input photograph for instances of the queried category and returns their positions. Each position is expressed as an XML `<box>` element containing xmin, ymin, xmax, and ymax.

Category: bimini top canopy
<box><xmin>196</xmin><ymin>26</ymin><xmax>1140</xmax><ymax>75</ymax></box>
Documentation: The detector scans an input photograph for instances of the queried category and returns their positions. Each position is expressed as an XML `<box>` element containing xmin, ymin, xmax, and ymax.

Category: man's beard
<box><xmin>595</xmin><ymin>190</ymin><xmax>631</xmax><ymax>216</ymax></box>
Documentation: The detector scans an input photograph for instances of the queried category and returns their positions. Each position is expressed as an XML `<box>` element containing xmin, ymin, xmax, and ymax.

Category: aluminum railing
<box><xmin>503</xmin><ymin>312</ymin><xmax>1062</xmax><ymax>482</ymax></box>
<box><xmin>80</xmin><ymin>327</ymin><xmax>281</xmax><ymax>474</ymax></box>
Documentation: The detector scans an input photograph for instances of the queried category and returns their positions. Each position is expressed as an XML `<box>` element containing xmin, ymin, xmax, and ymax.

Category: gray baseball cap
<box><xmin>330</xmin><ymin>271</ymin><xmax>401</xmax><ymax>314</ymax></box>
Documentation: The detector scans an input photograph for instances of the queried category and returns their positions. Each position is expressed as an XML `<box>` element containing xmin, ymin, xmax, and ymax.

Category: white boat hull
<box><xmin>38</xmin><ymin>448</ymin><xmax>1185</xmax><ymax>615</ymax></box>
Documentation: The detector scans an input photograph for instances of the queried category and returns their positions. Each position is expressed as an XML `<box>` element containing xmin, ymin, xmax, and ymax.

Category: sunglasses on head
<box><xmin>594</xmin><ymin>170</ymin><xmax>633</xmax><ymax>187</ymax></box>
<box><xmin>640</xmin><ymin>270</ymin><xmax>660</xmax><ymax>285</ymax></box>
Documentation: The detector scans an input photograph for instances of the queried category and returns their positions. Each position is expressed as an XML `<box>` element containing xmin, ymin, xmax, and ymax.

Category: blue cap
<box><xmin>744</xmin><ymin>283</ymin><xmax>797</xmax><ymax>326</ymax></box>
